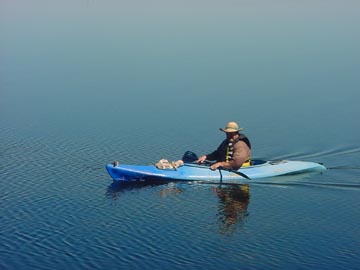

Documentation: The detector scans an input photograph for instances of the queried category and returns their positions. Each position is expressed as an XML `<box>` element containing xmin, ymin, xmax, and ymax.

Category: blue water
<box><xmin>1</xmin><ymin>1</ymin><xmax>360</xmax><ymax>269</ymax></box>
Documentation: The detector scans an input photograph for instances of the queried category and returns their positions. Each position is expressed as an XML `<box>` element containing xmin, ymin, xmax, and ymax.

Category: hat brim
<box><xmin>219</xmin><ymin>127</ymin><xmax>244</xmax><ymax>133</ymax></box>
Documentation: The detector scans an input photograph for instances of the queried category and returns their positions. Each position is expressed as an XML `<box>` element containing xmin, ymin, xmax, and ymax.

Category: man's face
<box><xmin>226</xmin><ymin>132</ymin><xmax>237</xmax><ymax>141</ymax></box>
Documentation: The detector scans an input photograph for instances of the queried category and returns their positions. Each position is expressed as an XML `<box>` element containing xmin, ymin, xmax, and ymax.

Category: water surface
<box><xmin>1</xmin><ymin>1</ymin><xmax>360</xmax><ymax>269</ymax></box>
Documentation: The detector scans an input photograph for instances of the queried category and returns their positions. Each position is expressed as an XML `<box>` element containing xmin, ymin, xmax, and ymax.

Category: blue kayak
<box><xmin>105</xmin><ymin>159</ymin><xmax>326</xmax><ymax>184</ymax></box>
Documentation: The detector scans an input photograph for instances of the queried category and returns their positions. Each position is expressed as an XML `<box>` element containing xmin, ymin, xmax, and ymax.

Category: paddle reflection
<box><xmin>213</xmin><ymin>184</ymin><xmax>250</xmax><ymax>235</ymax></box>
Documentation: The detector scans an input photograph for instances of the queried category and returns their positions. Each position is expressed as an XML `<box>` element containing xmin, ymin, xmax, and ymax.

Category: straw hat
<box><xmin>219</xmin><ymin>121</ymin><xmax>244</xmax><ymax>133</ymax></box>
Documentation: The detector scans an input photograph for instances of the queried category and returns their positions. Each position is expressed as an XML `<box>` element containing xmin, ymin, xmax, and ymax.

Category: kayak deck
<box><xmin>106</xmin><ymin>159</ymin><xmax>326</xmax><ymax>184</ymax></box>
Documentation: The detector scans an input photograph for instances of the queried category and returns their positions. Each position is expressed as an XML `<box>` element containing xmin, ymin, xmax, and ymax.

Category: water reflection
<box><xmin>105</xmin><ymin>181</ymin><xmax>250</xmax><ymax>235</ymax></box>
<box><xmin>213</xmin><ymin>184</ymin><xmax>250</xmax><ymax>235</ymax></box>
<box><xmin>105</xmin><ymin>180</ymin><xmax>167</xmax><ymax>199</ymax></box>
<box><xmin>159</xmin><ymin>184</ymin><xmax>184</xmax><ymax>198</ymax></box>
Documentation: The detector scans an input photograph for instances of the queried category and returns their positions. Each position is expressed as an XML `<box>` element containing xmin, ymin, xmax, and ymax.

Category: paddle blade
<box><xmin>182</xmin><ymin>151</ymin><xmax>198</xmax><ymax>163</ymax></box>
<box><xmin>234</xmin><ymin>171</ymin><xmax>251</xmax><ymax>180</ymax></box>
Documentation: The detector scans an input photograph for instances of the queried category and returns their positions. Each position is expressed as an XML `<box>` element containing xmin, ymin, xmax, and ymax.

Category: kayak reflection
<box><xmin>159</xmin><ymin>183</ymin><xmax>184</xmax><ymax>198</ymax></box>
<box><xmin>106</xmin><ymin>180</ymin><xmax>166</xmax><ymax>199</ymax></box>
<box><xmin>213</xmin><ymin>184</ymin><xmax>250</xmax><ymax>235</ymax></box>
<box><xmin>106</xmin><ymin>180</ymin><xmax>250</xmax><ymax>236</ymax></box>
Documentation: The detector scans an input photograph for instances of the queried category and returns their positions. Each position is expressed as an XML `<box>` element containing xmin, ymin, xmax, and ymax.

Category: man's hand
<box><xmin>210</xmin><ymin>162</ymin><xmax>223</xmax><ymax>170</ymax></box>
<box><xmin>196</xmin><ymin>155</ymin><xmax>207</xmax><ymax>164</ymax></box>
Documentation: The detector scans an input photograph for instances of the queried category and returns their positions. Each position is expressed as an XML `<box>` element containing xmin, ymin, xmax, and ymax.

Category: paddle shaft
<box><xmin>183</xmin><ymin>163</ymin><xmax>251</xmax><ymax>180</ymax></box>
<box><xmin>182</xmin><ymin>151</ymin><xmax>251</xmax><ymax>180</ymax></box>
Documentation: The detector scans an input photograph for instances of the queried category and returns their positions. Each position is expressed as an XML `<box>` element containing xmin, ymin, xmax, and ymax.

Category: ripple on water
<box><xmin>1</xmin><ymin>126</ymin><xmax>360</xmax><ymax>270</ymax></box>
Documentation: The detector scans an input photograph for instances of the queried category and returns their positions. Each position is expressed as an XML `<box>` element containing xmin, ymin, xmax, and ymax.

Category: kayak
<box><xmin>105</xmin><ymin>159</ymin><xmax>326</xmax><ymax>184</ymax></box>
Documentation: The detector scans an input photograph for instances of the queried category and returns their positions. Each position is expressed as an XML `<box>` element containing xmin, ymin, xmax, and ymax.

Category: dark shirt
<box><xmin>206</xmin><ymin>134</ymin><xmax>251</xmax><ymax>162</ymax></box>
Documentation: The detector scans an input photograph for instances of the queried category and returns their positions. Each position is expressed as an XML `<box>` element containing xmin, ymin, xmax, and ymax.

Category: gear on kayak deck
<box><xmin>155</xmin><ymin>159</ymin><xmax>184</xmax><ymax>170</ymax></box>
<box><xmin>113</xmin><ymin>160</ymin><xmax>119</xmax><ymax>167</ymax></box>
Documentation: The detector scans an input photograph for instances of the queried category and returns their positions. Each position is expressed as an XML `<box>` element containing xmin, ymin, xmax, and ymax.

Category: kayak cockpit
<box><xmin>248</xmin><ymin>160</ymin><xmax>267</xmax><ymax>166</ymax></box>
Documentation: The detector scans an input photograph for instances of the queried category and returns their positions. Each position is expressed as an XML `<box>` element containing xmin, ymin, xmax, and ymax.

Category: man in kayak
<box><xmin>196</xmin><ymin>121</ymin><xmax>251</xmax><ymax>170</ymax></box>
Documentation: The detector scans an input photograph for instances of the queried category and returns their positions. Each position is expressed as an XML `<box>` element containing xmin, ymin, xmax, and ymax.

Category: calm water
<box><xmin>1</xmin><ymin>1</ymin><xmax>360</xmax><ymax>269</ymax></box>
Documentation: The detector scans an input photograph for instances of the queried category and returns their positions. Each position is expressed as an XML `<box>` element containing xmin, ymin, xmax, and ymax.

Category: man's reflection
<box><xmin>212</xmin><ymin>184</ymin><xmax>250</xmax><ymax>235</ymax></box>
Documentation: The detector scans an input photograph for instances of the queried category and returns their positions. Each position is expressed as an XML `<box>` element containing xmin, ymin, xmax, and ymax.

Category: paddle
<box><xmin>181</xmin><ymin>151</ymin><xmax>251</xmax><ymax>180</ymax></box>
